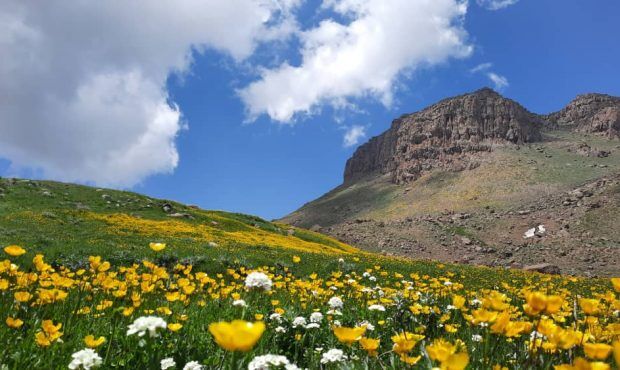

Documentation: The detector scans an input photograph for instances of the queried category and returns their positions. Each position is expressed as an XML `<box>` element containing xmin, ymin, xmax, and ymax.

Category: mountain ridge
<box><xmin>282</xmin><ymin>88</ymin><xmax>620</xmax><ymax>276</ymax></box>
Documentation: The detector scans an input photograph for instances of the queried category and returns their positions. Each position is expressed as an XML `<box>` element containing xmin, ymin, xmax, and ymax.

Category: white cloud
<box><xmin>476</xmin><ymin>0</ymin><xmax>519</xmax><ymax>11</ymax></box>
<box><xmin>239</xmin><ymin>0</ymin><xmax>472</xmax><ymax>123</ymax></box>
<box><xmin>469</xmin><ymin>62</ymin><xmax>492</xmax><ymax>73</ymax></box>
<box><xmin>0</xmin><ymin>1</ymin><xmax>300</xmax><ymax>187</ymax></box>
<box><xmin>343</xmin><ymin>125</ymin><xmax>367</xmax><ymax>147</ymax></box>
<box><xmin>469</xmin><ymin>62</ymin><xmax>509</xmax><ymax>91</ymax></box>
<box><xmin>487</xmin><ymin>72</ymin><xmax>509</xmax><ymax>90</ymax></box>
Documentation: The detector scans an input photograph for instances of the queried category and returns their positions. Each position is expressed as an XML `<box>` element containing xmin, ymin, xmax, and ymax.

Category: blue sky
<box><xmin>1</xmin><ymin>0</ymin><xmax>619</xmax><ymax>220</ymax></box>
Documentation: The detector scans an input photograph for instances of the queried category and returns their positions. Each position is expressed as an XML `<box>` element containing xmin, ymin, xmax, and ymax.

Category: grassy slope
<box><xmin>282</xmin><ymin>131</ymin><xmax>620</xmax><ymax>227</ymax></box>
<box><xmin>0</xmin><ymin>178</ymin><xmax>357</xmax><ymax>273</ymax></box>
<box><xmin>0</xmin><ymin>177</ymin><xmax>607</xmax><ymax>292</ymax></box>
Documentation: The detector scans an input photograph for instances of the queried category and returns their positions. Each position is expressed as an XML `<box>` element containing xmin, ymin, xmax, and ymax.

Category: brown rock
<box><xmin>344</xmin><ymin>88</ymin><xmax>543</xmax><ymax>184</ymax></box>
<box><xmin>523</xmin><ymin>263</ymin><xmax>561</xmax><ymax>275</ymax></box>
<box><xmin>546</xmin><ymin>93</ymin><xmax>620</xmax><ymax>138</ymax></box>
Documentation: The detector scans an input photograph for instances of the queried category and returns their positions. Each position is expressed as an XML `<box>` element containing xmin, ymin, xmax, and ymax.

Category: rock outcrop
<box><xmin>344</xmin><ymin>88</ymin><xmax>544</xmax><ymax>184</ymax></box>
<box><xmin>546</xmin><ymin>93</ymin><xmax>620</xmax><ymax>138</ymax></box>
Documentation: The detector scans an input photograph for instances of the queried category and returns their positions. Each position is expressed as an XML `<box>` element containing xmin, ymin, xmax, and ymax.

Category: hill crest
<box><xmin>344</xmin><ymin>88</ymin><xmax>544</xmax><ymax>184</ymax></box>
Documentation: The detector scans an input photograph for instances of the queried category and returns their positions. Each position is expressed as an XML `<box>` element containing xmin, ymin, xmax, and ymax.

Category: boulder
<box><xmin>523</xmin><ymin>263</ymin><xmax>561</xmax><ymax>275</ymax></box>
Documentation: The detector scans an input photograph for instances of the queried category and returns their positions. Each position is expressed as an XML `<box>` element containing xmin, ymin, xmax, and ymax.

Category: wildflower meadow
<box><xmin>1</xmin><ymin>242</ymin><xmax>619</xmax><ymax>369</ymax></box>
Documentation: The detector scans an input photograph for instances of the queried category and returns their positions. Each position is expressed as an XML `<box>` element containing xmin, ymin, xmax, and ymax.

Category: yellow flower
<box><xmin>427</xmin><ymin>339</ymin><xmax>457</xmax><ymax>362</ymax></box>
<box><xmin>442</xmin><ymin>352</ymin><xmax>470</xmax><ymax>370</ymax></box>
<box><xmin>3</xmin><ymin>245</ymin><xmax>26</xmax><ymax>257</ymax></box>
<box><xmin>427</xmin><ymin>339</ymin><xmax>469</xmax><ymax>370</ymax></box>
<box><xmin>391</xmin><ymin>332</ymin><xmax>424</xmax><ymax>355</ymax></box>
<box><xmin>149</xmin><ymin>242</ymin><xmax>166</xmax><ymax>252</ymax></box>
<box><xmin>254</xmin><ymin>314</ymin><xmax>264</xmax><ymax>321</ymax></box>
<box><xmin>545</xmin><ymin>295</ymin><xmax>564</xmax><ymax>314</ymax></box>
<box><xmin>401</xmin><ymin>355</ymin><xmax>421</xmax><ymax>365</ymax></box>
<box><xmin>555</xmin><ymin>357</ymin><xmax>610</xmax><ymax>370</ymax></box>
<box><xmin>208</xmin><ymin>320</ymin><xmax>265</xmax><ymax>352</ymax></box>
<box><xmin>580</xmin><ymin>299</ymin><xmax>601</xmax><ymax>316</ymax></box>
<box><xmin>583</xmin><ymin>343</ymin><xmax>612</xmax><ymax>360</ymax></box>
<box><xmin>613</xmin><ymin>341</ymin><xmax>619</xmax><ymax>367</ymax></box>
<box><xmin>166</xmin><ymin>291</ymin><xmax>181</xmax><ymax>302</ymax></box>
<box><xmin>360</xmin><ymin>337</ymin><xmax>380</xmax><ymax>356</ymax></box>
<box><xmin>35</xmin><ymin>320</ymin><xmax>63</xmax><ymax>347</ymax></box>
<box><xmin>333</xmin><ymin>326</ymin><xmax>367</xmax><ymax>345</ymax></box>
<box><xmin>6</xmin><ymin>317</ymin><xmax>24</xmax><ymax>329</ymax></box>
<box><xmin>14</xmin><ymin>291</ymin><xmax>32</xmax><ymax>303</ymax></box>
<box><xmin>526</xmin><ymin>292</ymin><xmax>548</xmax><ymax>312</ymax></box>
<box><xmin>524</xmin><ymin>292</ymin><xmax>564</xmax><ymax>315</ymax></box>
<box><xmin>168</xmin><ymin>323</ymin><xmax>183</xmax><ymax>332</ymax></box>
<box><xmin>84</xmin><ymin>335</ymin><xmax>106</xmax><ymax>348</ymax></box>
<box><xmin>611</xmin><ymin>278</ymin><xmax>620</xmax><ymax>293</ymax></box>
<box><xmin>292</xmin><ymin>256</ymin><xmax>301</xmax><ymax>263</ymax></box>
<box><xmin>471</xmin><ymin>309</ymin><xmax>498</xmax><ymax>324</ymax></box>
<box><xmin>452</xmin><ymin>295</ymin><xmax>466</xmax><ymax>309</ymax></box>
<box><xmin>491</xmin><ymin>311</ymin><xmax>510</xmax><ymax>334</ymax></box>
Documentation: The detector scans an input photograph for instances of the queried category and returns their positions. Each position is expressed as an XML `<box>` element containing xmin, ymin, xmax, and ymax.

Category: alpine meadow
<box><xmin>1</xmin><ymin>1</ymin><xmax>619</xmax><ymax>369</ymax></box>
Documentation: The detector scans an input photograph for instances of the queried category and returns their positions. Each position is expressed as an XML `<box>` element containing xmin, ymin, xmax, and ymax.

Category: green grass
<box><xmin>0</xmin><ymin>177</ymin><xmax>616</xmax><ymax>369</ymax></box>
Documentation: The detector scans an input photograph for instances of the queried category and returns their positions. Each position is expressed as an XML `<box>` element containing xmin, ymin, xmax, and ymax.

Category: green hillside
<box><xmin>0</xmin><ymin>177</ymin><xmax>360</xmax><ymax>272</ymax></box>
<box><xmin>0</xmin><ymin>177</ymin><xmax>618</xmax><ymax>369</ymax></box>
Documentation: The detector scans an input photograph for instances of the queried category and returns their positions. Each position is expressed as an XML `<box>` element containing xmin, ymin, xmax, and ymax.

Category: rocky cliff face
<box><xmin>344</xmin><ymin>88</ymin><xmax>544</xmax><ymax>184</ymax></box>
<box><xmin>546</xmin><ymin>93</ymin><xmax>620</xmax><ymax>138</ymax></box>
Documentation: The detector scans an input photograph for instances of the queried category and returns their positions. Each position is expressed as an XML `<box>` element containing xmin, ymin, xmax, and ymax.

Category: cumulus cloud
<box><xmin>342</xmin><ymin>125</ymin><xmax>367</xmax><ymax>147</ymax></box>
<box><xmin>469</xmin><ymin>63</ymin><xmax>509</xmax><ymax>91</ymax></box>
<box><xmin>476</xmin><ymin>0</ymin><xmax>519</xmax><ymax>11</ymax></box>
<box><xmin>239</xmin><ymin>0</ymin><xmax>472</xmax><ymax>123</ymax></box>
<box><xmin>0</xmin><ymin>1</ymin><xmax>300</xmax><ymax>187</ymax></box>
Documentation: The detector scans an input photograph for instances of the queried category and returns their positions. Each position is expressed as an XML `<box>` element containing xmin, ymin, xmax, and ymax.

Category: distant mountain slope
<box><xmin>0</xmin><ymin>178</ymin><xmax>357</xmax><ymax>269</ymax></box>
<box><xmin>282</xmin><ymin>89</ymin><xmax>620</xmax><ymax>277</ymax></box>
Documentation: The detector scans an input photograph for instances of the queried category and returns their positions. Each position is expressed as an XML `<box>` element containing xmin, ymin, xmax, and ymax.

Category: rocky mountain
<box><xmin>282</xmin><ymin>88</ymin><xmax>620</xmax><ymax>277</ymax></box>
<box><xmin>345</xmin><ymin>88</ymin><xmax>544</xmax><ymax>184</ymax></box>
<box><xmin>546</xmin><ymin>93</ymin><xmax>620</xmax><ymax>137</ymax></box>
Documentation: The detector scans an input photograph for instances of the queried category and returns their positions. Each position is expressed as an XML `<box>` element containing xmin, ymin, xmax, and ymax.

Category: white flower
<box><xmin>183</xmin><ymin>361</ymin><xmax>203</xmax><ymax>370</ymax></box>
<box><xmin>305</xmin><ymin>323</ymin><xmax>320</xmax><ymax>329</ymax></box>
<box><xmin>275</xmin><ymin>326</ymin><xmax>287</xmax><ymax>333</ymax></box>
<box><xmin>368</xmin><ymin>304</ymin><xmax>385</xmax><ymax>312</ymax></box>
<box><xmin>248</xmin><ymin>354</ymin><xmax>300</xmax><ymax>370</ymax></box>
<box><xmin>530</xmin><ymin>331</ymin><xmax>545</xmax><ymax>341</ymax></box>
<box><xmin>127</xmin><ymin>316</ymin><xmax>167</xmax><ymax>337</ymax></box>
<box><xmin>471</xmin><ymin>298</ymin><xmax>482</xmax><ymax>306</ymax></box>
<box><xmin>292</xmin><ymin>316</ymin><xmax>307</xmax><ymax>328</ymax></box>
<box><xmin>161</xmin><ymin>358</ymin><xmax>176</xmax><ymax>370</ymax></box>
<box><xmin>328</xmin><ymin>297</ymin><xmax>343</xmax><ymax>310</ymax></box>
<box><xmin>358</xmin><ymin>321</ymin><xmax>374</xmax><ymax>331</ymax></box>
<box><xmin>472</xmin><ymin>334</ymin><xmax>483</xmax><ymax>342</ymax></box>
<box><xmin>269</xmin><ymin>313</ymin><xmax>282</xmax><ymax>322</ymax></box>
<box><xmin>338</xmin><ymin>258</ymin><xmax>344</xmax><ymax>263</ymax></box>
<box><xmin>369</xmin><ymin>276</ymin><xmax>377</xmax><ymax>282</ymax></box>
<box><xmin>233</xmin><ymin>299</ymin><xmax>247</xmax><ymax>307</ymax></box>
<box><xmin>321</xmin><ymin>349</ymin><xmax>347</xmax><ymax>364</ymax></box>
<box><xmin>443</xmin><ymin>281</ymin><xmax>453</xmax><ymax>286</ymax></box>
<box><xmin>363</xmin><ymin>272</ymin><xmax>370</xmax><ymax>278</ymax></box>
<box><xmin>326</xmin><ymin>309</ymin><xmax>342</xmax><ymax>316</ymax></box>
<box><xmin>446</xmin><ymin>305</ymin><xmax>456</xmax><ymax>311</ymax></box>
<box><xmin>245</xmin><ymin>272</ymin><xmax>273</xmax><ymax>291</ymax></box>
<box><xmin>332</xmin><ymin>320</ymin><xmax>341</xmax><ymax>327</ymax></box>
<box><xmin>309</xmin><ymin>312</ymin><xmax>323</xmax><ymax>323</ymax></box>
<box><xmin>68</xmin><ymin>348</ymin><xmax>102</xmax><ymax>370</ymax></box>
